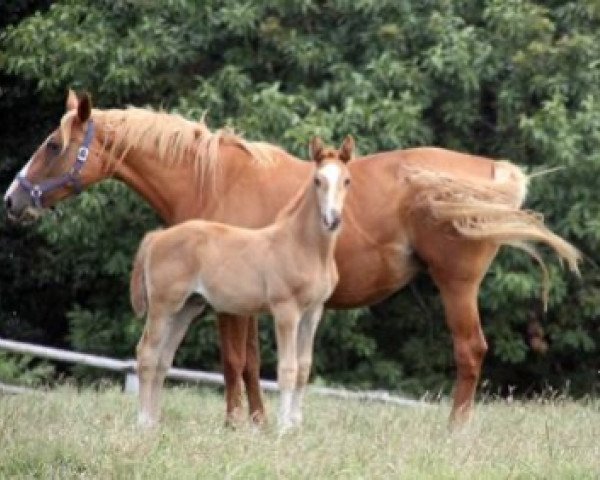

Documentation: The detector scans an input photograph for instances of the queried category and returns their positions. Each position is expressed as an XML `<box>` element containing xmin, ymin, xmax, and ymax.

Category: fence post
<box><xmin>123</xmin><ymin>360</ymin><xmax>138</xmax><ymax>394</ymax></box>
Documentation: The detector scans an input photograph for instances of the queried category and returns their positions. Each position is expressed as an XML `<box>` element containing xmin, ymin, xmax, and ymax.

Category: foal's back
<box><xmin>141</xmin><ymin>219</ymin><xmax>274</xmax><ymax>315</ymax></box>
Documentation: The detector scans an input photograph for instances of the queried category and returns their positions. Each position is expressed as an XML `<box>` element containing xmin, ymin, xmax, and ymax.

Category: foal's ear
<box><xmin>309</xmin><ymin>136</ymin><xmax>325</xmax><ymax>163</ymax></box>
<box><xmin>66</xmin><ymin>89</ymin><xmax>78</xmax><ymax>111</ymax></box>
<box><xmin>339</xmin><ymin>135</ymin><xmax>354</xmax><ymax>163</ymax></box>
<box><xmin>77</xmin><ymin>92</ymin><xmax>92</xmax><ymax>123</ymax></box>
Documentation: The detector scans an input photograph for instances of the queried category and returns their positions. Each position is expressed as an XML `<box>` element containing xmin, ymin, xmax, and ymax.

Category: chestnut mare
<box><xmin>4</xmin><ymin>91</ymin><xmax>580</xmax><ymax>428</ymax></box>
<box><xmin>130</xmin><ymin>137</ymin><xmax>353</xmax><ymax>431</ymax></box>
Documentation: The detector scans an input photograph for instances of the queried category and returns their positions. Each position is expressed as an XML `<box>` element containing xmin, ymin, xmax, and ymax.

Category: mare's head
<box><xmin>4</xmin><ymin>90</ymin><xmax>104</xmax><ymax>223</ymax></box>
<box><xmin>309</xmin><ymin>135</ymin><xmax>354</xmax><ymax>233</ymax></box>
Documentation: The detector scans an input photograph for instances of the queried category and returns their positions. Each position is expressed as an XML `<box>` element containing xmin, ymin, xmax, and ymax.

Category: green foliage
<box><xmin>0</xmin><ymin>353</ymin><xmax>54</xmax><ymax>387</ymax></box>
<box><xmin>0</xmin><ymin>0</ymin><xmax>599</xmax><ymax>396</ymax></box>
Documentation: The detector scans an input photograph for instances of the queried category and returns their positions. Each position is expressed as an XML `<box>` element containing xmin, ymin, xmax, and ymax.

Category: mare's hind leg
<box><xmin>290</xmin><ymin>305</ymin><xmax>324</xmax><ymax>427</ymax></box>
<box><xmin>413</xmin><ymin>218</ymin><xmax>499</xmax><ymax>428</ymax></box>
<box><xmin>423</xmin><ymin>240</ymin><xmax>498</xmax><ymax>428</ymax></box>
<box><xmin>433</xmin><ymin>274</ymin><xmax>487</xmax><ymax>427</ymax></box>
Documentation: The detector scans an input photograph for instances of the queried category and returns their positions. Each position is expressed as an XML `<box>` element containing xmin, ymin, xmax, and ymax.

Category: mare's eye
<box><xmin>46</xmin><ymin>140</ymin><xmax>61</xmax><ymax>155</ymax></box>
<box><xmin>314</xmin><ymin>177</ymin><xmax>321</xmax><ymax>187</ymax></box>
<box><xmin>344</xmin><ymin>178</ymin><xmax>351</xmax><ymax>187</ymax></box>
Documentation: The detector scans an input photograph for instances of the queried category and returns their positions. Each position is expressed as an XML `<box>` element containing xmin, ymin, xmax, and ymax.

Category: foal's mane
<box><xmin>59</xmin><ymin>107</ymin><xmax>278</xmax><ymax>175</ymax></box>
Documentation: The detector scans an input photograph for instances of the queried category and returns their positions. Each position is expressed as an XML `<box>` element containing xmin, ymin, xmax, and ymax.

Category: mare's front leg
<box><xmin>290</xmin><ymin>305</ymin><xmax>324</xmax><ymax>427</ymax></box>
<box><xmin>218</xmin><ymin>313</ymin><xmax>253</xmax><ymax>427</ymax></box>
<box><xmin>242</xmin><ymin>315</ymin><xmax>266</xmax><ymax>425</ymax></box>
<box><xmin>271</xmin><ymin>302</ymin><xmax>301</xmax><ymax>434</ymax></box>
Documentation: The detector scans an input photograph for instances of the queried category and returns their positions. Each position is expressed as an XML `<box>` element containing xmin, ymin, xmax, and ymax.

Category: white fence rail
<box><xmin>0</xmin><ymin>337</ymin><xmax>425</xmax><ymax>407</ymax></box>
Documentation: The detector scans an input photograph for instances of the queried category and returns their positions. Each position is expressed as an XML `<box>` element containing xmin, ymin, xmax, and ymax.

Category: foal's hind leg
<box><xmin>149</xmin><ymin>302</ymin><xmax>204</xmax><ymax>423</ymax></box>
<box><xmin>137</xmin><ymin>306</ymin><xmax>173</xmax><ymax>428</ymax></box>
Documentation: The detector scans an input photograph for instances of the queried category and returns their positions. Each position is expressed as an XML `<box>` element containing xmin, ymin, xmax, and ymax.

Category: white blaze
<box><xmin>319</xmin><ymin>163</ymin><xmax>342</xmax><ymax>224</ymax></box>
<box><xmin>4</xmin><ymin>156</ymin><xmax>33</xmax><ymax>200</ymax></box>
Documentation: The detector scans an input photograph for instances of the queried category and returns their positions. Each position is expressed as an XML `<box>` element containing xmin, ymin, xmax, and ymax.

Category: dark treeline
<box><xmin>0</xmin><ymin>0</ymin><xmax>598</xmax><ymax>396</ymax></box>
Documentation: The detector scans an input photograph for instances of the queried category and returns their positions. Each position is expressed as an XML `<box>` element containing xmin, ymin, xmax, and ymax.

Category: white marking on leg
<box><xmin>137</xmin><ymin>410</ymin><xmax>156</xmax><ymax>428</ymax></box>
<box><xmin>290</xmin><ymin>386</ymin><xmax>306</xmax><ymax>427</ymax></box>
<box><xmin>278</xmin><ymin>389</ymin><xmax>294</xmax><ymax>434</ymax></box>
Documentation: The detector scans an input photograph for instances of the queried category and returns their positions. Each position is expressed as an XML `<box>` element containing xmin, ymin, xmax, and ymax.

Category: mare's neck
<box><xmin>276</xmin><ymin>171</ymin><xmax>337</xmax><ymax>263</ymax></box>
<box><xmin>95</xmin><ymin>121</ymin><xmax>202</xmax><ymax>224</ymax></box>
<box><xmin>112</xmin><ymin>154</ymin><xmax>200</xmax><ymax>224</ymax></box>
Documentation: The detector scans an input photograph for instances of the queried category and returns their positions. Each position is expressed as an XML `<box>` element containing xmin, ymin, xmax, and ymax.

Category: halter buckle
<box><xmin>77</xmin><ymin>146</ymin><xmax>90</xmax><ymax>162</ymax></box>
<box><xmin>31</xmin><ymin>185</ymin><xmax>42</xmax><ymax>199</ymax></box>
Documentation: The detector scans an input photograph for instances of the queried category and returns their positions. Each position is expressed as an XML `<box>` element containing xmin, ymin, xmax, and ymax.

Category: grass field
<box><xmin>0</xmin><ymin>386</ymin><xmax>598</xmax><ymax>479</ymax></box>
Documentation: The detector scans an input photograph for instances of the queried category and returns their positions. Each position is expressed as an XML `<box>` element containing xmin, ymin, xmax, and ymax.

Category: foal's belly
<box><xmin>327</xmin><ymin>242</ymin><xmax>419</xmax><ymax>308</ymax></box>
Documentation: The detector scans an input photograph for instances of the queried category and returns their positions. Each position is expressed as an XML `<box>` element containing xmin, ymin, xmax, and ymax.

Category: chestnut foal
<box><xmin>130</xmin><ymin>137</ymin><xmax>353</xmax><ymax>431</ymax></box>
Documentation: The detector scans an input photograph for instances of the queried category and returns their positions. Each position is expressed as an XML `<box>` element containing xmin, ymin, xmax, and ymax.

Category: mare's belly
<box><xmin>327</xmin><ymin>242</ymin><xmax>419</xmax><ymax>308</ymax></box>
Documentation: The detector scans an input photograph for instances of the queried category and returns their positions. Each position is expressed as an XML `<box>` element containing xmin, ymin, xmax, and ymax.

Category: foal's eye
<box><xmin>314</xmin><ymin>177</ymin><xmax>321</xmax><ymax>187</ymax></box>
<box><xmin>46</xmin><ymin>140</ymin><xmax>61</xmax><ymax>155</ymax></box>
<box><xmin>344</xmin><ymin>178</ymin><xmax>351</xmax><ymax>187</ymax></box>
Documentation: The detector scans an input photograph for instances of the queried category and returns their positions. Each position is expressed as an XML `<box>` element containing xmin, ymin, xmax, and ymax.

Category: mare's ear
<box><xmin>339</xmin><ymin>135</ymin><xmax>354</xmax><ymax>163</ymax></box>
<box><xmin>66</xmin><ymin>89</ymin><xmax>78</xmax><ymax>111</ymax></box>
<box><xmin>77</xmin><ymin>92</ymin><xmax>92</xmax><ymax>123</ymax></box>
<box><xmin>309</xmin><ymin>136</ymin><xmax>325</xmax><ymax>163</ymax></box>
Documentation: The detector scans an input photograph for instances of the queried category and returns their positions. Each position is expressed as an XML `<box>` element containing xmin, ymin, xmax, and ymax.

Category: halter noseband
<box><xmin>17</xmin><ymin>120</ymin><xmax>95</xmax><ymax>208</ymax></box>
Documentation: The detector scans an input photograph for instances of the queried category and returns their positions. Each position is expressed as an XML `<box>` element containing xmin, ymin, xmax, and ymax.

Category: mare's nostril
<box><xmin>4</xmin><ymin>196</ymin><xmax>12</xmax><ymax>211</ymax></box>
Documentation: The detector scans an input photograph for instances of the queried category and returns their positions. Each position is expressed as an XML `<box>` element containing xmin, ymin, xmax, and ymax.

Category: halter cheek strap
<box><xmin>17</xmin><ymin>120</ymin><xmax>95</xmax><ymax>208</ymax></box>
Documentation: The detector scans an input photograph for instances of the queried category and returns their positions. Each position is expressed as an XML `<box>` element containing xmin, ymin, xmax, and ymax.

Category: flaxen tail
<box><xmin>130</xmin><ymin>230</ymin><xmax>161</xmax><ymax>318</ymax></box>
<box><xmin>406</xmin><ymin>162</ymin><xmax>581</xmax><ymax>309</ymax></box>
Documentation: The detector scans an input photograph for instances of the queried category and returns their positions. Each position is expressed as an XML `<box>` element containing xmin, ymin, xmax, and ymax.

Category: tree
<box><xmin>1</xmin><ymin>0</ymin><xmax>598</xmax><ymax>395</ymax></box>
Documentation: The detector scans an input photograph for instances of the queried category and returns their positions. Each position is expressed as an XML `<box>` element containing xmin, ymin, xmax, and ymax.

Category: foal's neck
<box><xmin>276</xmin><ymin>170</ymin><xmax>337</xmax><ymax>263</ymax></box>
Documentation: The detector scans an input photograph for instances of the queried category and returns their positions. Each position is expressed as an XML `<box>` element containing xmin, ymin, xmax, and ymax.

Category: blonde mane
<box><xmin>59</xmin><ymin>107</ymin><xmax>278</xmax><ymax>176</ymax></box>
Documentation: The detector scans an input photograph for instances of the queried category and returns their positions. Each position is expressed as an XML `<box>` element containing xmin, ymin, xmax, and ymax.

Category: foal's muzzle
<box><xmin>323</xmin><ymin>211</ymin><xmax>342</xmax><ymax>232</ymax></box>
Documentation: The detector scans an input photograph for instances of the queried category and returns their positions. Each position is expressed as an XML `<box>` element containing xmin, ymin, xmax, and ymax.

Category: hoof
<box><xmin>250</xmin><ymin>409</ymin><xmax>267</xmax><ymax>428</ymax></box>
<box><xmin>224</xmin><ymin>407</ymin><xmax>246</xmax><ymax>430</ymax></box>
<box><xmin>277</xmin><ymin>420</ymin><xmax>296</xmax><ymax>437</ymax></box>
<box><xmin>137</xmin><ymin>412</ymin><xmax>158</xmax><ymax>429</ymax></box>
<box><xmin>289</xmin><ymin>411</ymin><xmax>303</xmax><ymax>428</ymax></box>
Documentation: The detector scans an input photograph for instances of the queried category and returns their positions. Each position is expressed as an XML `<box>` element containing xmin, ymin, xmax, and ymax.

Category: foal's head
<box><xmin>309</xmin><ymin>136</ymin><xmax>354</xmax><ymax>233</ymax></box>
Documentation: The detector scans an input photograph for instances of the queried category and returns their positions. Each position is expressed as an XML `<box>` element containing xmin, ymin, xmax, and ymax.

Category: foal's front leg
<box><xmin>290</xmin><ymin>305</ymin><xmax>324</xmax><ymax>427</ymax></box>
<box><xmin>271</xmin><ymin>302</ymin><xmax>301</xmax><ymax>433</ymax></box>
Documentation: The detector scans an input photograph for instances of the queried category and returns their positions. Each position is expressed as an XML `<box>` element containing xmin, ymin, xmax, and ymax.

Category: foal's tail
<box><xmin>130</xmin><ymin>230</ymin><xmax>161</xmax><ymax>318</ymax></box>
<box><xmin>406</xmin><ymin>163</ymin><xmax>581</xmax><ymax>309</ymax></box>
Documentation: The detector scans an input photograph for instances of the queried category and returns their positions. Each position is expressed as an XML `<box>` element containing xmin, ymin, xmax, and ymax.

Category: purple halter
<box><xmin>17</xmin><ymin>120</ymin><xmax>95</xmax><ymax>208</ymax></box>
